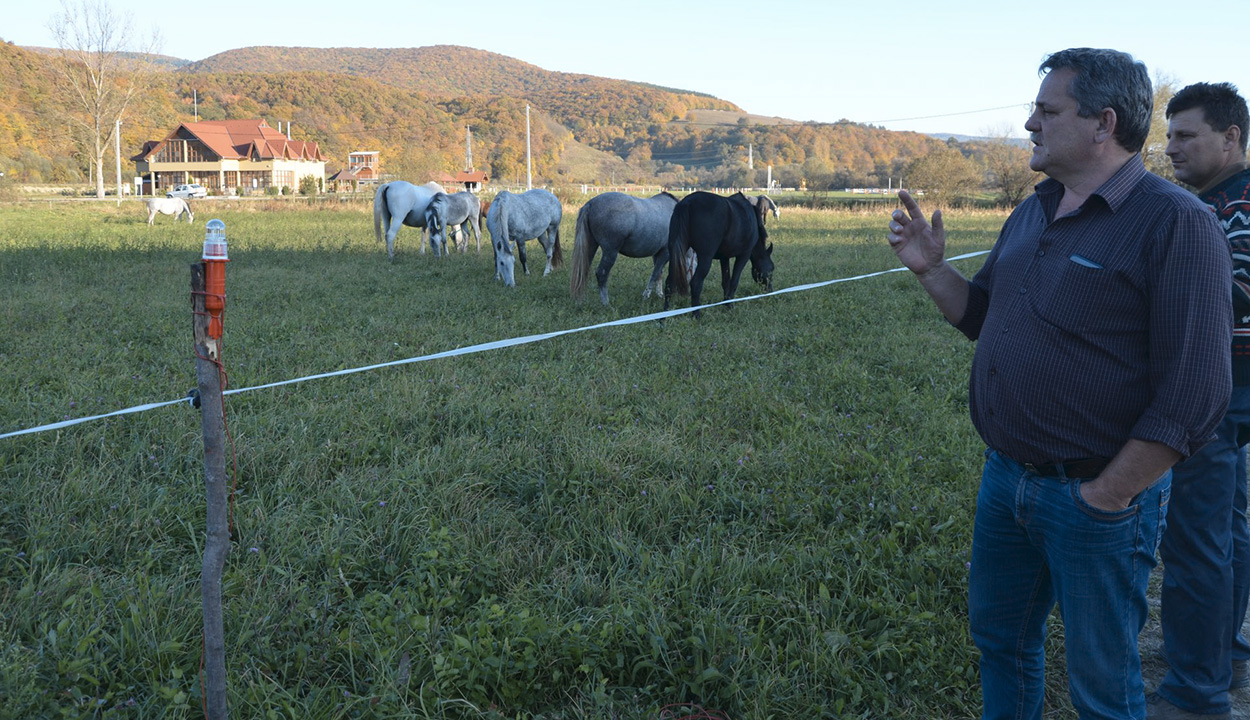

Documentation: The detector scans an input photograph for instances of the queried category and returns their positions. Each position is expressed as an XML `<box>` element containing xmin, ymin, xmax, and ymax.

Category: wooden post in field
<box><xmin>191</xmin><ymin>263</ymin><xmax>229</xmax><ymax>719</ymax></box>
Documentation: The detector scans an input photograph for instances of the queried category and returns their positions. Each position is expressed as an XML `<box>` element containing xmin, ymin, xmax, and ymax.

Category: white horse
<box><xmin>145</xmin><ymin>197</ymin><xmax>193</xmax><ymax>225</ymax></box>
<box><xmin>486</xmin><ymin>189</ymin><xmax>563</xmax><ymax>286</ymax></box>
<box><xmin>372</xmin><ymin>181</ymin><xmax>446</xmax><ymax>260</ymax></box>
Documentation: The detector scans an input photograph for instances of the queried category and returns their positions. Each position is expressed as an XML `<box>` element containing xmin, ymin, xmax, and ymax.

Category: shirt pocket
<box><xmin>1028</xmin><ymin>257</ymin><xmax>1145</xmax><ymax>335</ymax></box>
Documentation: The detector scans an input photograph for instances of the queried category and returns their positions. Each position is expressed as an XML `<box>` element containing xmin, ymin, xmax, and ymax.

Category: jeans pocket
<box><xmin>1070</xmin><ymin>480</ymin><xmax>1139</xmax><ymax>522</ymax></box>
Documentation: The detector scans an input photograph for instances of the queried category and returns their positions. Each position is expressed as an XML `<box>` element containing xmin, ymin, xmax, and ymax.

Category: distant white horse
<box><xmin>145</xmin><ymin>197</ymin><xmax>193</xmax><ymax>225</ymax></box>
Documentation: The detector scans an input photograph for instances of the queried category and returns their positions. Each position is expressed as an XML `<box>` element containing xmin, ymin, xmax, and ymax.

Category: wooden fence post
<box><xmin>191</xmin><ymin>263</ymin><xmax>229</xmax><ymax>719</ymax></box>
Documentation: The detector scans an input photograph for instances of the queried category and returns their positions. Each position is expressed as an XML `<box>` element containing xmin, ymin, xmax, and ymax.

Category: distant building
<box><xmin>132</xmin><ymin>119</ymin><xmax>327</xmax><ymax>195</ymax></box>
<box><xmin>328</xmin><ymin>151</ymin><xmax>380</xmax><ymax>191</ymax></box>
<box><xmin>430</xmin><ymin>171</ymin><xmax>459</xmax><ymax>187</ymax></box>
<box><xmin>455</xmin><ymin>170</ymin><xmax>489</xmax><ymax>193</ymax></box>
<box><xmin>428</xmin><ymin>169</ymin><xmax>489</xmax><ymax>193</ymax></box>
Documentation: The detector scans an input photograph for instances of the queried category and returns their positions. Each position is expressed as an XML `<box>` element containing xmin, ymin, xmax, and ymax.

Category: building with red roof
<box><xmin>132</xmin><ymin>119</ymin><xmax>327</xmax><ymax>195</ymax></box>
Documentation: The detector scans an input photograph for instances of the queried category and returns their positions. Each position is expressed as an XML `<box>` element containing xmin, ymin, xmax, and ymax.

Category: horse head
<box><xmin>487</xmin><ymin>192</ymin><xmax>517</xmax><ymax>286</ymax></box>
<box><xmin>425</xmin><ymin>198</ymin><xmax>445</xmax><ymax>254</ymax></box>
<box><xmin>750</xmin><ymin>241</ymin><xmax>774</xmax><ymax>291</ymax></box>
<box><xmin>749</xmin><ymin>209</ymin><xmax>774</xmax><ymax>291</ymax></box>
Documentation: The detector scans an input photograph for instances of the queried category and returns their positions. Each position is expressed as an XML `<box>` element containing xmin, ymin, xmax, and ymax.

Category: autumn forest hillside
<box><xmin>0</xmin><ymin>40</ymin><xmax>974</xmax><ymax>191</ymax></box>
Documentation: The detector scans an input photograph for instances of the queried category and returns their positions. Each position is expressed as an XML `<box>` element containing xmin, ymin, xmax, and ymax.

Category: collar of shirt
<box><xmin>1034</xmin><ymin>155</ymin><xmax>1148</xmax><ymax>219</ymax></box>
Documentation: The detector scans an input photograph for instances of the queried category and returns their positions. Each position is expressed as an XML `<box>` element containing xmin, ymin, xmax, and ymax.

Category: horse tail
<box><xmin>499</xmin><ymin>195</ymin><xmax>511</xmax><ymax>252</ymax></box>
<box><xmin>373</xmin><ymin>183</ymin><xmax>387</xmax><ymax>244</ymax></box>
<box><xmin>549</xmin><ymin>216</ymin><xmax>563</xmax><ymax>270</ymax></box>
<box><xmin>668</xmin><ymin>203</ymin><xmax>691</xmax><ymax>296</ymax></box>
<box><xmin>569</xmin><ymin>205</ymin><xmax>593</xmax><ymax>299</ymax></box>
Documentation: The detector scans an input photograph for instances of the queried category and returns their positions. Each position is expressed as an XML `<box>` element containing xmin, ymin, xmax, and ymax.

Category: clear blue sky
<box><xmin>5</xmin><ymin>0</ymin><xmax>1247</xmax><ymax>139</ymax></box>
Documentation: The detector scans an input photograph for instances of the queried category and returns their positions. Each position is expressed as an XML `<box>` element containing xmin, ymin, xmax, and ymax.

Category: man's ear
<box><xmin>1093</xmin><ymin>107</ymin><xmax>1118</xmax><ymax>144</ymax></box>
<box><xmin>1224</xmin><ymin>124</ymin><xmax>1243</xmax><ymax>153</ymax></box>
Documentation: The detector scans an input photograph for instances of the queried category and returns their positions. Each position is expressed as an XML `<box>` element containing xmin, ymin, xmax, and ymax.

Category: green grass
<box><xmin>1</xmin><ymin>199</ymin><xmax>1008</xmax><ymax>718</ymax></box>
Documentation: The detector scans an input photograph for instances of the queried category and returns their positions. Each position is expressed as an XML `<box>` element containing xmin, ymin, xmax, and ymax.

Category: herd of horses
<box><xmin>145</xmin><ymin>181</ymin><xmax>778</xmax><ymax>313</ymax></box>
<box><xmin>372</xmin><ymin>180</ymin><xmax>778</xmax><ymax>313</ymax></box>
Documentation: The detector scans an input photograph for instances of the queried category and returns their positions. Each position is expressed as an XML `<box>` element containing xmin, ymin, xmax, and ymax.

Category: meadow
<box><xmin>0</xmin><ymin>197</ymin><xmax>1024</xmax><ymax>718</ymax></box>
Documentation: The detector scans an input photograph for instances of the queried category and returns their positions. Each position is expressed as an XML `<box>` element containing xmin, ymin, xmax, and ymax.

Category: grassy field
<box><xmin>0</xmin><ymin>198</ymin><xmax>1018</xmax><ymax>718</ymax></box>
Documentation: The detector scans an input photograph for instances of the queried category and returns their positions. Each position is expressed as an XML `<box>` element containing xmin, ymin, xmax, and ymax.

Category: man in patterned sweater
<box><xmin>1152</xmin><ymin>81</ymin><xmax>1250</xmax><ymax>720</ymax></box>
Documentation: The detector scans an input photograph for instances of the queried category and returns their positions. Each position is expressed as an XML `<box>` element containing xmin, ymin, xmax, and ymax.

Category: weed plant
<box><xmin>1</xmin><ymin>200</ymin><xmax>1017</xmax><ymax>718</ymax></box>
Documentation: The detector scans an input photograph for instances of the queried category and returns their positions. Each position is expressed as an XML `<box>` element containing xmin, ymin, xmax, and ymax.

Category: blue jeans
<box><xmin>1157</xmin><ymin>385</ymin><xmax>1250</xmax><ymax>714</ymax></box>
<box><xmin>969</xmin><ymin>450</ymin><xmax>1170</xmax><ymax>720</ymax></box>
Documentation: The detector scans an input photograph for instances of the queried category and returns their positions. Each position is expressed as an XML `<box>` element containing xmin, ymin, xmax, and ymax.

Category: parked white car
<box><xmin>167</xmin><ymin>183</ymin><xmax>208</xmax><ymax>199</ymax></box>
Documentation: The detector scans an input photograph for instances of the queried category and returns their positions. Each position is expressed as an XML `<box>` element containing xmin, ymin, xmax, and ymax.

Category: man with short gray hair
<box><xmin>887</xmin><ymin>48</ymin><xmax>1233</xmax><ymax>719</ymax></box>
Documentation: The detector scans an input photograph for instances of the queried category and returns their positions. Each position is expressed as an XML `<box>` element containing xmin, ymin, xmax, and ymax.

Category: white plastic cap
<box><xmin>202</xmin><ymin>219</ymin><xmax>227</xmax><ymax>260</ymax></box>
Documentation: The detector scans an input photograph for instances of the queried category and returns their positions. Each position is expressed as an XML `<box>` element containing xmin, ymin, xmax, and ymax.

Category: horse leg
<box><xmin>541</xmin><ymin>231</ymin><xmax>555</xmax><ymax>277</ymax></box>
<box><xmin>454</xmin><ymin>224</ymin><xmax>468</xmax><ymax>253</ymax></box>
<box><xmin>645</xmin><ymin>249</ymin><xmax>668</xmax><ymax>300</ymax></box>
<box><xmin>419</xmin><ymin>226</ymin><xmax>428</xmax><ymax>255</ymax></box>
<box><xmin>517</xmin><ymin>239</ymin><xmax>530</xmax><ymax>275</ymax></box>
<box><xmin>725</xmin><ymin>257</ymin><xmax>751</xmax><ymax>303</ymax></box>
<box><xmin>470</xmin><ymin>217</ymin><xmax>482</xmax><ymax>253</ymax></box>
<box><xmin>595</xmin><ymin>247</ymin><xmax>619</xmax><ymax>306</ymax></box>
<box><xmin>386</xmin><ymin>222</ymin><xmax>400</xmax><ymax>261</ymax></box>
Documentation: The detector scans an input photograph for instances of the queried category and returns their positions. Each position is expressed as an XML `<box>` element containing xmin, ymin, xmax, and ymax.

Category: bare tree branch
<box><xmin>47</xmin><ymin>0</ymin><xmax>161</xmax><ymax>198</ymax></box>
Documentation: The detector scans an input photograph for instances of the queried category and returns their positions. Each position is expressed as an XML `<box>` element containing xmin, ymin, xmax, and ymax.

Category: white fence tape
<box><xmin>0</xmin><ymin>251</ymin><xmax>989</xmax><ymax>441</ymax></box>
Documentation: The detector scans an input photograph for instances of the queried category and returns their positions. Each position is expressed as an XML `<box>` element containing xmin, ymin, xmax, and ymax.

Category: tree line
<box><xmin>1</xmin><ymin>29</ymin><xmax>1182</xmax><ymax>206</ymax></box>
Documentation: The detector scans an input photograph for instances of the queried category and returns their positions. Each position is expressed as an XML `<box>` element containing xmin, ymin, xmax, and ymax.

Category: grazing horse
<box><xmin>486</xmin><ymin>189</ymin><xmax>563</xmax><ymax>287</ymax></box>
<box><xmin>750</xmin><ymin>194</ymin><xmax>780</xmax><ymax>222</ymax></box>
<box><xmin>145</xmin><ymin>197</ymin><xmax>193</xmax><ymax>225</ymax></box>
<box><xmin>424</xmin><ymin>191</ymin><xmax>482</xmax><ymax>256</ymax></box>
<box><xmin>664</xmin><ymin>191</ymin><xmax>774</xmax><ymax>317</ymax></box>
<box><xmin>372</xmin><ymin>180</ymin><xmax>445</xmax><ymax>259</ymax></box>
<box><xmin>569</xmin><ymin>191</ymin><xmax>678</xmax><ymax>306</ymax></box>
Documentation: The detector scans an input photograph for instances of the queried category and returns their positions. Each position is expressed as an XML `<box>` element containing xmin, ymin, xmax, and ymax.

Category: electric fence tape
<box><xmin>0</xmin><ymin>250</ymin><xmax>989</xmax><ymax>441</ymax></box>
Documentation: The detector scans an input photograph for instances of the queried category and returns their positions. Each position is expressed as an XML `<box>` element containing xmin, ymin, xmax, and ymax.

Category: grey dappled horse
<box><xmin>569</xmin><ymin>191</ymin><xmax>678</xmax><ymax>306</ymax></box>
<box><xmin>750</xmin><ymin>194</ymin><xmax>780</xmax><ymax>222</ymax></box>
<box><xmin>372</xmin><ymin>180</ymin><xmax>446</xmax><ymax>260</ymax></box>
<box><xmin>664</xmin><ymin>191</ymin><xmax>774</xmax><ymax>318</ymax></box>
<box><xmin>486</xmin><ymin>189</ymin><xmax>563</xmax><ymax>287</ymax></box>
<box><xmin>145</xmin><ymin>197</ymin><xmax>193</xmax><ymax>225</ymax></box>
<box><xmin>424</xmin><ymin>191</ymin><xmax>483</xmax><ymax>256</ymax></box>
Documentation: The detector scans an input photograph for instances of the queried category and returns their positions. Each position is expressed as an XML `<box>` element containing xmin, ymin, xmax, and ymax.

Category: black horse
<box><xmin>663</xmin><ymin>191</ymin><xmax>774</xmax><ymax>317</ymax></box>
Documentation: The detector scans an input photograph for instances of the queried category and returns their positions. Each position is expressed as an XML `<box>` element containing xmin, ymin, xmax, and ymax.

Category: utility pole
<box><xmin>525</xmin><ymin>105</ymin><xmax>532</xmax><ymax>190</ymax></box>
<box><xmin>115</xmin><ymin>119</ymin><xmax>122</xmax><ymax>207</ymax></box>
<box><xmin>748</xmin><ymin>143</ymin><xmax>753</xmax><ymax>170</ymax></box>
<box><xmin>465</xmin><ymin>126</ymin><xmax>473</xmax><ymax>170</ymax></box>
<box><xmin>194</xmin><ymin>90</ymin><xmax>198</xmax><ymax>123</ymax></box>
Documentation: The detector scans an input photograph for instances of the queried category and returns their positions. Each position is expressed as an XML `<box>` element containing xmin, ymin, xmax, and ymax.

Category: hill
<box><xmin>0</xmin><ymin>41</ymin><xmax>953</xmax><ymax>190</ymax></box>
<box><xmin>186</xmin><ymin>46</ymin><xmax>742</xmax><ymax>154</ymax></box>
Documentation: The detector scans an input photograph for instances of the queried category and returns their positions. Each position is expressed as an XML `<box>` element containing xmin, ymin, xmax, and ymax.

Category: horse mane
<box><xmin>656</xmin><ymin>191</ymin><xmax>678</xmax><ymax>202</ymax></box>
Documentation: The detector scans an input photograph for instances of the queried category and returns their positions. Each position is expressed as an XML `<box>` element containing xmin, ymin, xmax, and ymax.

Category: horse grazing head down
<box><xmin>750</xmin><ymin>241</ymin><xmax>775</xmax><ymax>290</ymax></box>
<box><xmin>749</xmin><ymin>200</ymin><xmax>774</xmax><ymax>290</ymax></box>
